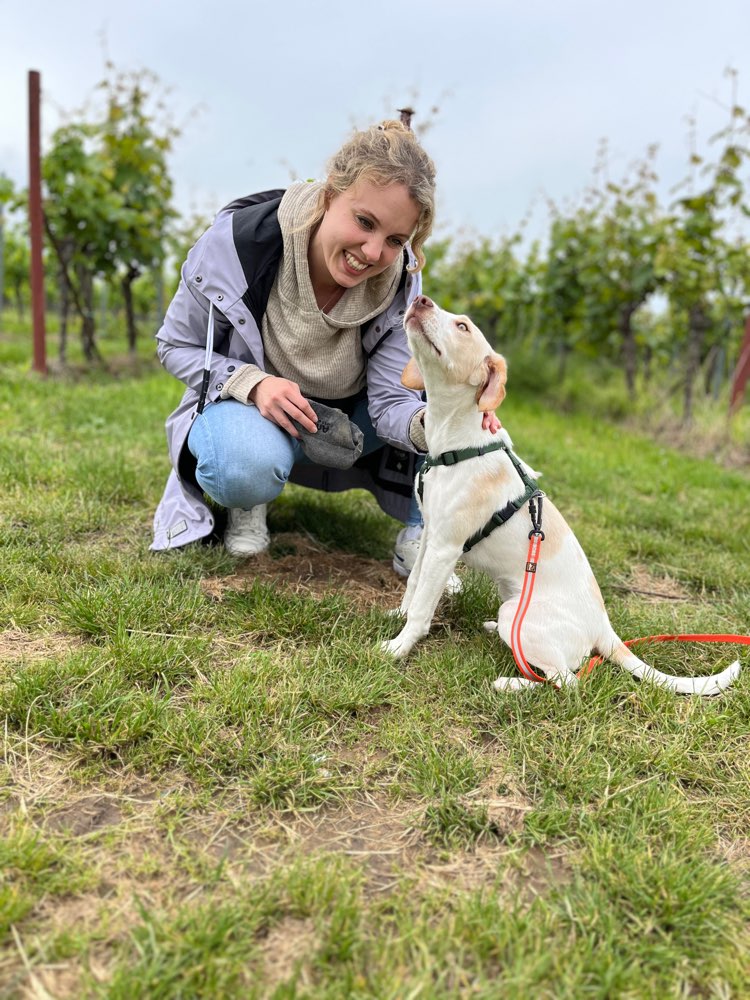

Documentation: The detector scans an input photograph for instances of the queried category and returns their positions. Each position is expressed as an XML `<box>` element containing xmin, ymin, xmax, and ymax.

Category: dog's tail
<box><xmin>607</xmin><ymin>637</ymin><xmax>740</xmax><ymax>697</ymax></box>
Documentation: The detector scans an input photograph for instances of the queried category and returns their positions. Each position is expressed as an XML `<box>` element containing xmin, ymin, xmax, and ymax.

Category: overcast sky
<box><xmin>2</xmin><ymin>0</ymin><xmax>749</xmax><ymax>248</ymax></box>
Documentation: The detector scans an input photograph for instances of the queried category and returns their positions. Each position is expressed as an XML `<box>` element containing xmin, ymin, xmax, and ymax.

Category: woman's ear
<box><xmin>475</xmin><ymin>354</ymin><xmax>507</xmax><ymax>410</ymax></box>
<box><xmin>401</xmin><ymin>357</ymin><xmax>425</xmax><ymax>390</ymax></box>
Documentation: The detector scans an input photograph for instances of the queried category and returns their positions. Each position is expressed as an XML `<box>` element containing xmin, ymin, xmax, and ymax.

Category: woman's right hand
<box><xmin>249</xmin><ymin>376</ymin><xmax>318</xmax><ymax>438</ymax></box>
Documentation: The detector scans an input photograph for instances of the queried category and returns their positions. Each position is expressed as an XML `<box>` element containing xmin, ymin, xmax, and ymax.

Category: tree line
<box><xmin>1</xmin><ymin>69</ymin><xmax>749</xmax><ymax>420</ymax></box>
<box><xmin>426</xmin><ymin>96</ymin><xmax>750</xmax><ymax>422</ymax></box>
<box><xmin>0</xmin><ymin>65</ymin><xmax>208</xmax><ymax>363</ymax></box>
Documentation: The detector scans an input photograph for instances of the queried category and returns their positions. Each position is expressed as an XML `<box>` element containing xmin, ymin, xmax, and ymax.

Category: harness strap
<box><xmin>429</xmin><ymin>441</ymin><xmax>509</xmax><ymax>467</ymax></box>
<box><xmin>463</xmin><ymin>485</ymin><xmax>541</xmax><ymax>552</ymax></box>
<box><xmin>418</xmin><ymin>439</ymin><xmax>539</xmax><ymax>549</ymax></box>
<box><xmin>418</xmin><ymin>439</ymin><xmax>509</xmax><ymax>502</ymax></box>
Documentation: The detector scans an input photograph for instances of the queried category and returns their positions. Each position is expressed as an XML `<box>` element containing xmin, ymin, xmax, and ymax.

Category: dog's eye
<box><xmin>456</xmin><ymin>322</ymin><xmax>469</xmax><ymax>332</ymax></box>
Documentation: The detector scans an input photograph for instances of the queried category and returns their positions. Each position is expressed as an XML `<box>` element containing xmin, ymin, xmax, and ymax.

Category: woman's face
<box><xmin>309</xmin><ymin>178</ymin><xmax>420</xmax><ymax>291</ymax></box>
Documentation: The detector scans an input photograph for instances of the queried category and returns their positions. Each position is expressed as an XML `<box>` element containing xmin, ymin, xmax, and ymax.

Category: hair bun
<box><xmin>378</xmin><ymin>112</ymin><xmax>413</xmax><ymax>134</ymax></box>
<box><xmin>324</xmin><ymin>112</ymin><xmax>435</xmax><ymax>273</ymax></box>
<box><xmin>397</xmin><ymin>107</ymin><xmax>414</xmax><ymax>129</ymax></box>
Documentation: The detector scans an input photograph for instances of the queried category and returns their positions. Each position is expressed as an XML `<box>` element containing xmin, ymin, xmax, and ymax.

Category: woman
<box><xmin>151</xmin><ymin>118</ymin><xmax>489</xmax><ymax>582</ymax></box>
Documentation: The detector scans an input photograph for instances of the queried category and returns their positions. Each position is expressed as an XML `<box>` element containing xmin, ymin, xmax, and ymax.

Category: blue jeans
<box><xmin>187</xmin><ymin>398</ymin><xmax>423</xmax><ymax>526</ymax></box>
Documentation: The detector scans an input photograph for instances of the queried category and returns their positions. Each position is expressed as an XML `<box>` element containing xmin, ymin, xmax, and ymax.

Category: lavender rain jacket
<box><xmin>151</xmin><ymin>189</ymin><xmax>426</xmax><ymax>551</ymax></box>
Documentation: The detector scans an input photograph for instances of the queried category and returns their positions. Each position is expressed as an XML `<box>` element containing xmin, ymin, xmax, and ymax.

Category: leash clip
<box><xmin>528</xmin><ymin>490</ymin><xmax>546</xmax><ymax>539</ymax></box>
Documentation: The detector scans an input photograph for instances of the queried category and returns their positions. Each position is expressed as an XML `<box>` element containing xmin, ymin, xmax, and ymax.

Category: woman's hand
<box><xmin>250</xmin><ymin>376</ymin><xmax>318</xmax><ymax>438</ymax></box>
<box><xmin>482</xmin><ymin>411</ymin><xmax>502</xmax><ymax>434</ymax></box>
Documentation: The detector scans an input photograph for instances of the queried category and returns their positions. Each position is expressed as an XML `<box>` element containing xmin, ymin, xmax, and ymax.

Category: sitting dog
<box><xmin>381</xmin><ymin>296</ymin><xmax>740</xmax><ymax>696</ymax></box>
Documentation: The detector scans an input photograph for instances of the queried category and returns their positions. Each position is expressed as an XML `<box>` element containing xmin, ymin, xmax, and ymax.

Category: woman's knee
<box><xmin>188</xmin><ymin>402</ymin><xmax>295</xmax><ymax>508</ymax></box>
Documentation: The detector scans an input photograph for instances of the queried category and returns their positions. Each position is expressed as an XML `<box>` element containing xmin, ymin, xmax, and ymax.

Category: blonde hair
<box><xmin>310</xmin><ymin>119</ymin><xmax>437</xmax><ymax>272</ymax></box>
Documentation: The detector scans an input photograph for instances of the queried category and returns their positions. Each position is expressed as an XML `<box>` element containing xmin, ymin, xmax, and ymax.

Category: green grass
<box><xmin>1</xmin><ymin>322</ymin><xmax>749</xmax><ymax>997</ymax></box>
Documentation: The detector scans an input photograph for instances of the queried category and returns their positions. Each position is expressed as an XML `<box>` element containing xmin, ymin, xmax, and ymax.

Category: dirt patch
<box><xmin>45</xmin><ymin>795</ymin><xmax>124</xmax><ymax>837</ymax></box>
<box><xmin>419</xmin><ymin>843</ymin><xmax>568</xmax><ymax>897</ymax></box>
<box><xmin>0</xmin><ymin>742</ymin><xmax>85</xmax><ymax>819</ymax></box>
<box><xmin>636</xmin><ymin>415</ymin><xmax>750</xmax><ymax>472</ymax></box>
<box><xmin>201</xmin><ymin>532</ymin><xmax>409</xmax><ymax>612</ymax></box>
<box><xmin>261</xmin><ymin>917</ymin><xmax>319</xmax><ymax>992</ymax></box>
<box><xmin>1</xmin><ymin>742</ymin><xmax>168</xmax><ymax>819</ymax></box>
<box><xmin>180</xmin><ymin>792</ymin><xmax>539</xmax><ymax>897</ymax></box>
<box><xmin>615</xmin><ymin>564</ymin><xmax>691</xmax><ymax>603</ymax></box>
<box><xmin>0</xmin><ymin>629</ymin><xmax>84</xmax><ymax>666</ymax></box>
<box><xmin>464</xmin><ymin>770</ymin><xmax>534</xmax><ymax>829</ymax></box>
<box><xmin>297</xmin><ymin>800</ymin><xmax>414</xmax><ymax>855</ymax></box>
<box><xmin>0</xmin><ymin>756</ymin><xmax>574</xmax><ymax>997</ymax></box>
<box><xmin>14</xmin><ymin>958</ymin><xmax>83</xmax><ymax>1000</ymax></box>
<box><xmin>720</xmin><ymin>836</ymin><xmax>750</xmax><ymax>875</ymax></box>
<box><xmin>181</xmin><ymin>798</ymin><xmax>426</xmax><ymax>895</ymax></box>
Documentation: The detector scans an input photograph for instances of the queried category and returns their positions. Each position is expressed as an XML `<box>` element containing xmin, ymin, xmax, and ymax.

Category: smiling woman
<box><xmin>151</xmin><ymin>118</ymin><xmax>464</xmax><ymax>586</ymax></box>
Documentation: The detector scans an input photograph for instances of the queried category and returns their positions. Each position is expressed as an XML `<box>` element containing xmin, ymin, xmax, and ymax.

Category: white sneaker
<box><xmin>224</xmin><ymin>505</ymin><xmax>270</xmax><ymax>556</ymax></box>
<box><xmin>392</xmin><ymin>525</ymin><xmax>462</xmax><ymax>594</ymax></box>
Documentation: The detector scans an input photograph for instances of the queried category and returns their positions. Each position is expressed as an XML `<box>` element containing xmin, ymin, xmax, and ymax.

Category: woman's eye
<box><xmin>388</xmin><ymin>236</ymin><xmax>404</xmax><ymax>248</ymax></box>
<box><xmin>456</xmin><ymin>322</ymin><xmax>468</xmax><ymax>332</ymax></box>
<box><xmin>357</xmin><ymin>216</ymin><xmax>373</xmax><ymax>230</ymax></box>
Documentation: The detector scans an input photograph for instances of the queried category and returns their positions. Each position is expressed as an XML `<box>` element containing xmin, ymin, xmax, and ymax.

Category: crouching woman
<box><xmin>151</xmin><ymin>118</ymin><xmax>439</xmax><ymax>579</ymax></box>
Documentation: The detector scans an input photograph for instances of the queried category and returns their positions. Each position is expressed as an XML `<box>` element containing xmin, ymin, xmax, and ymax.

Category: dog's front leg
<box><xmin>381</xmin><ymin>542</ymin><xmax>461</xmax><ymax>659</ymax></box>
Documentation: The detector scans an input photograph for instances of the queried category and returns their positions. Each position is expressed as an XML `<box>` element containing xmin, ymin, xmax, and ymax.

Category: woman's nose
<box><xmin>361</xmin><ymin>235</ymin><xmax>384</xmax><ymax>262</ymax></box>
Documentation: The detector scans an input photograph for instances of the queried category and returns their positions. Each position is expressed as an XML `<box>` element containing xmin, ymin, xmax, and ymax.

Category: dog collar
<box><xmin>422</xmin><ymin>440</ymin><xmax>509</xmax><ymax>470</ymax></box>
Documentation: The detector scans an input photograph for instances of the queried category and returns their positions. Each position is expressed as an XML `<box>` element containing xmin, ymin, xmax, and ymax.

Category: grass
<box><xmin>1</xmin><ymin>321</ymin><xmax>749</xmax><ymax>997</ymax></box>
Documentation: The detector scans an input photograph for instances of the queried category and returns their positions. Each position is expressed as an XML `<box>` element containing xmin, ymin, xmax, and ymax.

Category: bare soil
<box><xmin>201</xmin><ymin>531</ymin><xmax>409</xmax><ymax>613</ymax></box>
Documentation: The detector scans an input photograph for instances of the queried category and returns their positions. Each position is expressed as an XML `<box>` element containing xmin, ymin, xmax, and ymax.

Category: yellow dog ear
<box><xmin>474</xmin><ymin>354</ymin><xmax>507</xmax><ymax>411</ymax></box>
<box><xmin>401</xmin><ymin>357</ymin><xmax>425</xmax><ymax>390</ymax></box>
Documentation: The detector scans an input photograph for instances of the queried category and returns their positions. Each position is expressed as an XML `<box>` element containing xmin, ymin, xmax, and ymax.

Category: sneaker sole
<box><xmin>224</xmin><ymin>537</ymin><xmax>270</xmax><ymax>557</ymax></box>
<box><xmin>392</xmin><ymin>557</ymin><xmax>410</xmax><ymax>579</ymax></box>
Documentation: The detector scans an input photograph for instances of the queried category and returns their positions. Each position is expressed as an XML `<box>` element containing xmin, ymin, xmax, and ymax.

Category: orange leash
<box><xmin>510</xmin><ymin>531</ymin><xmax>547</xmax><ymax>682</ymax></box>
<box><xmin>510</xmin><ymin>493</ymin><xmax>548</xmax><ymax>683</ymax></box>
<box><xmin>582</xmin><ymin>633</ymin><xmax>750</xmax><ymax>677</ymax></box>
<box><xmin>509</xmin><ymin>499</ymin><xmax>749</xmax><ymax>683</ymax></box>
<box><xmin>509</xmin><ymin>493</ymin><xmax>748</xmax><ymax>686</ymax></box>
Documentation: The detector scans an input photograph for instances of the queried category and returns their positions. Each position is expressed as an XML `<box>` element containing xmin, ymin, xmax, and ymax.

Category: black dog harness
<box><xmin>417</xmin><ymin>439</ymin><xmax>544</xmax><ymax>552</ymax></box>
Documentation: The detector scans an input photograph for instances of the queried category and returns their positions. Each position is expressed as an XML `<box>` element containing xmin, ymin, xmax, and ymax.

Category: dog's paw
<box><xmin>493</xmin><ymin>676</ymin><xmax>538</xmax><ymax>691</ymax></box>
<box><xmin>483</xmin><ymin>620</ymin><xmax>498</xmax><ymax>633</ymax></box>
<box><xmin>380</xmin><ymin>635</ymin><xmax>413</xmax><ymax>659</ymax></box>
<box><xmin>551</xmin><ymin>670</ymin><xmax>579</xmax><ymax>687</ymax></box>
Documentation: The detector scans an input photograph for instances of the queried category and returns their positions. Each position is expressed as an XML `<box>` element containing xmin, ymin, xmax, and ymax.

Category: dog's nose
<box><xmin>412</xmin><ymin>295</ymin><xmax>433</xmax><ymax>310</ymax></box>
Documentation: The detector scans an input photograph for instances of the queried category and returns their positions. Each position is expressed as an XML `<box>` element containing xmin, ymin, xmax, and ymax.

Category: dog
<box><xmin>381</xmin><ymin>295</ymin><xmax>740</xmax><ymax>696</ymax></box>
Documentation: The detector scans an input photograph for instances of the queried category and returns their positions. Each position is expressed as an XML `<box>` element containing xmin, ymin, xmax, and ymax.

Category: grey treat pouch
<box><xmin>294</xmin><ymin>400</ymin><xmax>364</xmax><ymax>469</ymax></box>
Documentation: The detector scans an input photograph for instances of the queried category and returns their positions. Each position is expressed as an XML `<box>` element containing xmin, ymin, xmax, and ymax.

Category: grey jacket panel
<box><xmin>151</xmin><ymin>206</ymin><xmax>424</xmax><ymax>552</ymax></box>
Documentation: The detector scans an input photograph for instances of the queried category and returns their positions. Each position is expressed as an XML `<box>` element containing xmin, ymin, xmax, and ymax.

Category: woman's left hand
<box><xmin>482</xmin><ymin>411</ymin><xmax>502</xmax><ymax>434</ymax></box>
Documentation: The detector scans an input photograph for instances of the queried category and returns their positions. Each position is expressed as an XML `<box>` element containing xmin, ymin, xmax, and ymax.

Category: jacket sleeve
<box><xmin>364</xmin><ymin>270</ymin><xmax>425</xmax><ymax>452</ymax></box>
<box><xmin>155</xmin><ymin>266</ymin><xmax>229</xmax><ymax>392</ymax></box>
<box><xmin>155</xmin><ymin>221</ymin><xmax>258</xmax><ymax>397</ymax></box>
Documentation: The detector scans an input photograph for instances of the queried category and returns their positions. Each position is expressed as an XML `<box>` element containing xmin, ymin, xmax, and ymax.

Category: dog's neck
<box><xmin>422</xmin><ymin>380</ymin><xmax>495</xmax><ymax>454</ymax></box>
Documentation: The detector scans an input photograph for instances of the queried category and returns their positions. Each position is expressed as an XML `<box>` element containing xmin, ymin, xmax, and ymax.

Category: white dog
<box><xmin>381</xmin><ymin>296</ymin><xmax>740</xmax><ymax>696</ymax></box>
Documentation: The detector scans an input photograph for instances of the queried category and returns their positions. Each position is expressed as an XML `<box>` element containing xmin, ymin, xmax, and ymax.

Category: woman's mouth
<box><xmin>343</xmin><ymin>250</ymin><xmax>369</xmax><ymax>274</ymax></box>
